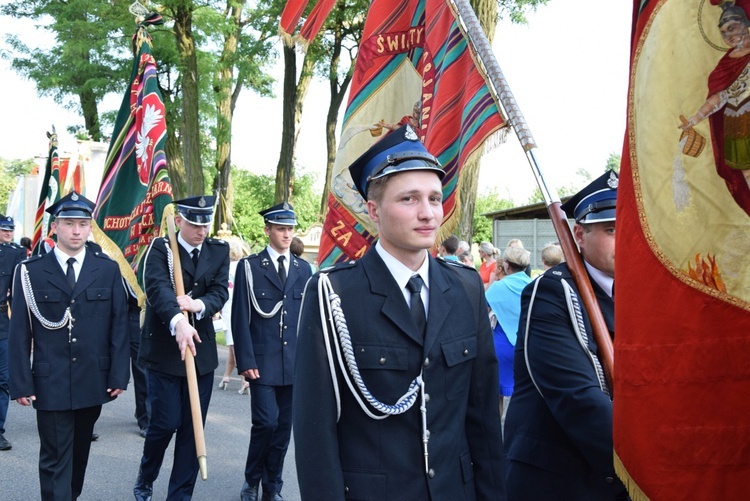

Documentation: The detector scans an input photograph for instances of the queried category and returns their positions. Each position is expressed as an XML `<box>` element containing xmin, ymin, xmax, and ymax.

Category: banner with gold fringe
<box><xmin>93</xmin><ymin>12</ymin><xmax>172</xmax><ymax>301</ymax></box>
<box><xmin>615</xmin><ymin>0</ymin><xmax>750</xmax><ymax>497</ymax></box>
<box><xmin>317</xmin><ymin>0</ymin><xmax>507</xmax><ymax>266</ymax></box>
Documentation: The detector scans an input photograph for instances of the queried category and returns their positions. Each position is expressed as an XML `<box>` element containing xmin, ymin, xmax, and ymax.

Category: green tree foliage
<box><xmin>0</xmin><ymin>158</ymin><xmax>35</xmax><ymax>210</ymax></box>
<box><xmin>605</xmin><ymin>153</ymin><xmax>621</xmax><ymax>173</ymax></box>
<box><xmin>2</xmin><ymin>1</ymin><xmax>134</xmax><ymax>140</ymax></box>
<box><xmin>472</xmin><ymin>190</ymin><xmax>514</xmax><ymax>244</ymax></box>
<box><xmin>231</xmin><ymin>167</ymin><xmax>320</xmax><ymax>250</ymax></box>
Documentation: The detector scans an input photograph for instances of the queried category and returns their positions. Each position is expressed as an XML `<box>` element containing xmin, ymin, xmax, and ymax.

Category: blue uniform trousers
<box><xmin>245</xmin><ymin>383</ymin><xmax>293</xmax><ymax>494</ymax></box>
<box><xmin>139</xmin><ymin>369</ymin><xmax>213</xmax><ymax>500</ymax></box>
<box><xmin>37</xmin><ymin>405</ymin><xmax>101</xmax><ymax>501</ymax></box>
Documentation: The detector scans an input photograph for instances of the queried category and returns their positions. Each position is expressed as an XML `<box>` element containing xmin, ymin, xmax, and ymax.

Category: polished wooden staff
<box><xmin>166</xmin><ymin>215</ymin><xmax>208</xmax><ymax>480</ymax></box>
<box><xmin>449</xmin><ymin>0</ymin><xmax>614</xmax><ymax>390</ymax></box>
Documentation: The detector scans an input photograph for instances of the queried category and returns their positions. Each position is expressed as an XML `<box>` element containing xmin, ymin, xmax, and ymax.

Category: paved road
<box><xmin>0</xmin><ymin>345</ymin><xmax>302</xmax><ymax>500</ymax></box>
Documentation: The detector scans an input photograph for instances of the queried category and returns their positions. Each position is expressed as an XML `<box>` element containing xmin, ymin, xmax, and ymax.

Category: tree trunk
<box><xmin>456</xmin><ymin>0</ymin><xmax>497</xmax><ymax>241</ymax></box>
<box><xmin>213</xmin><ymin>0</ymin><xmax>245</xmax><ymax>234</ymax></box>
<box><xmin>275</xmin><ymin>45</ymin><xmax>315</xmax><ymax>203</ymax></box>
<box><xmin>275</xmin><ymin>44</ymin><xmax>297</xmax><ymax>203</ymax></box>
<box><xmin>79</xmin><ymin>88</ymin><xmax>102</xmax><ymax>141</ymax></box>
<box><xmin>320</xmin><ymin>13</ymin><xmax>354</xmax><ymax>218</ymax></box>
<box><xmin>165</xmin><ymin>122</ymin><xmax>187</xmax><ymax>200</ymax></box>
<box><xmin>173</xmin><ymin>3</ymin><xmax>204</xmax><ymax>197</ymax></box>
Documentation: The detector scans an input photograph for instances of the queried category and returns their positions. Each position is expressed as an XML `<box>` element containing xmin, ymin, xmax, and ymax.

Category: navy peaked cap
<box><xmin>46</xmin><ymin>191</ymin><xmax>96</xmax><ymax>219</ymax></box>
<box><xmin>174</xmin><ymin>195</ymin><xmax>216</xmax><ymax>226</ymax></box>
<box><xmin>0</xmin><ymin>215</ymin><xmax>14</xmax><ymax>231</ymax></box>
<box><xmin>561</xmin><ymin>170</ymin><xmax>618</xmax><ymax>224</ymax></box>
<box><xmin>348</xmin><ymin>124</ymin><xmax>444</xmax><ymax>199</ymax></box>
<box><xmin>259</xmin><ymin>202</ymin><xmax>296</xmax><ymax>226</ymax></box>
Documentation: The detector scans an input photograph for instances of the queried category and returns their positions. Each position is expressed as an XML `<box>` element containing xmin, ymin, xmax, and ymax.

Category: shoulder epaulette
<box><xmin>24</xmin><ymin>254</ymin><xmax>44</xmax><ymax>264</ymax></box>
<box><xmin>319</xmin><ymin>260</ymin><xmax>357</xmax><ymax>274</ymax></box>
<box><xmin>436</xmin><ymin>256</ymin><xmax>475</xmax><ymax>271</ymax></box>
<box><xmin>206</xmin><ymin>238</ymin><xmax>228</xmax><ymax>246</ymax></box>
<box><xmin>245</xmin><ymin>253</ymin><xmax>259</xmax><ymax>260</ymax></box>
<box><xmin>90</xmin><ymin>250</ymin><xmax>115</xmax><ymax>262</ymax></box>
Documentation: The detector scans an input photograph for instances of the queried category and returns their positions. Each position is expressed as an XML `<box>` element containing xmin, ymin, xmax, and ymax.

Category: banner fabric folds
<box><xmin>93</xmin><ymin>14</ymin><xmax>172</xmax><ymax>300</ymax></box>
<box><xmin>318</xmin><ymin>0</ymin><xmax>507</xmax><ymax>266</ymax></box>
<box><xmin>31</xmin><ymin>131</ymin><xmax>63</xmax><ymax>255</ymax></box>
<box><xmin>615</xmin><ymin>0</ymin><xmax>750</xmax><ymax>498</ymax></box>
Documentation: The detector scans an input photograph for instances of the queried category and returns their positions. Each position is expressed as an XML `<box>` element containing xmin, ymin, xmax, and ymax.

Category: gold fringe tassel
<box><xmin>91</xmin><ymin>220</ymin><xmax>146</xmax><ymax>307</ymax></box>
<box><xmin>614</xmin><ymin>450</ymin><xmax>650</xmax><ymax>501</ymax></box>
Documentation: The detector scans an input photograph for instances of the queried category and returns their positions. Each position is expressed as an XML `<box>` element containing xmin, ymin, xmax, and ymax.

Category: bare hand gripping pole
<box><xmin>449</xmin><ymin>0</ymin><xmax>614</xmax><ymax>390</ymax></box>
<box><xmin>166</xmin><ymin>216</ymin><xmax>208</xmax><ymax>480</ymax></box>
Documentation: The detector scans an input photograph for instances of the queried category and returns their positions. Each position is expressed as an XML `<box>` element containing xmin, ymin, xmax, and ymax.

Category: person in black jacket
<box><xmin>503</xmin><ymin>171</ymin><xmax>627</xmax><ymax>500</ymax></box>
<box><xmin>293</xmin><ymin>125</ymin><xmax>505</xmax><ymax>500</ymax></box>
<box><xmin>0</xmin><ymin>215</ymin><xmax>26</xmax><ymax>451</ymax></box>
<box><xmin>134</xmin><ymin>196</ymin><xmax>229</xmax><ymax>501</ymax></box>
<box><xmin>9</xmin><ymin>192</ymin><xmax>130</xmax><ymax>500</ymax></box>
<box><xmin>232</xmin><ymin>203</ymin><xmax>312</xmax><ymax>501</ymax></box>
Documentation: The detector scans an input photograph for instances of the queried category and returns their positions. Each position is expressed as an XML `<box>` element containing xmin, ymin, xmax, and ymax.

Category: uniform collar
<box><xmin>375</xmin><ymin>241</ymin><xmax>430</xmax><ymax>293</ymax></box>
<box><xmin>584</xmin><ymin>260</ymin><xmax>614</xmax><ymax>298</ymax></box>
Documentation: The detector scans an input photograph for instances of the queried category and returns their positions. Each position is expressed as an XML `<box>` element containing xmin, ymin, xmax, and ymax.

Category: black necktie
<box><xmin>278</xmin><ymin>255</ymin><xmax>287</xmax><ymax>287</ymax></box>
<box><xmin>406</xmin><ymin>275</ymin><xmax>426</xmax><ymax>335</ymax></box>
<box><xmin>191</xmin><ymin>248</ymin><xmax>199</xmax><ymax>269</ymax></box>
<box><xmin>66</xmin><ymin>257</ymin><xmax>77</xmax><ymax>290</ymax></box>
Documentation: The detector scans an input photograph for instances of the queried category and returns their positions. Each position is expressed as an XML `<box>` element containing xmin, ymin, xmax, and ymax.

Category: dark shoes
<box><xmin>240</xmin><ymin>482</ymin><xmax>283</xmax><ymax>501</ymax></box>
<box><xmin>240</xmin><ymin>483</ymin><xmax>259</xmax><ymax>501</ymax></box>
<box><xmin>0</xmin><ymin>433</ymin><xmax>11</xmax><ymax>451</ymax></box>
<box><xmin>133</xmin><ymin>470</ymin><xmax>153</xmax><ymax>501</ymax></box>
<box><xmin>139</xmin><ymin>427</ymin><xmax>147</xmax><ymax>439</ymax></box>
<box><xmin>91</xmin><ymin>433</ymin><xmax>99</xmax><ymax>442</ymax></box>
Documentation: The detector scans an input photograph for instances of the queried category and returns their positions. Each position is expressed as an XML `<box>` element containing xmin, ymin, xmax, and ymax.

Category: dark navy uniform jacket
<box><xmin>138</xmin><ymin>236</ymin><xmax>229</xmax><ymax>377</ymax></box>
<box><xmin>8</xmin><ymin>243</ymin><xmax>130</xmax><ymax>410</ymax></box>
<box><xmin>503</xmin><ymin>262</ymin><xmax>627</xmax><ymax>500</ymax></box>
<box><xmin>231</xmin><ymin>248</ymin><xmax>311</xmax><ymax>386</ymax></box>
<box><xmin>0</xmin><ymin>243</ymin><xmax>25</xmax><ymax>340</ymax></box>
<box><xmin>293</xmin><ymin>249</ymin><xmax>505</xmax><ymax>501</ymax></box>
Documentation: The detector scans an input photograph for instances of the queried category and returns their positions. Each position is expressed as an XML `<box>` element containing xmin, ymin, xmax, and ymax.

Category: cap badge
<box><xmin>198</xmin><ymin>196</ymin><xmax>206</xmax><ymax>208</ymax></box>
<box><xmin>71</xmin><ymin>192</ymin><xmax>79</xmax><ymax>201</ymax></box>
<box><xmin>283</xmin><ymin>201</ymin><xmax>290</xmax><ymax>210</ymax></box>
<box><xmin>607</xmin><ymin>171</ymin><xmax>619</xmax><ymax>190</ymax></box>
<box><xmin>404</xmin><ymin>125</ymin><xmax>418</xmax><ymax>141</ymax></box>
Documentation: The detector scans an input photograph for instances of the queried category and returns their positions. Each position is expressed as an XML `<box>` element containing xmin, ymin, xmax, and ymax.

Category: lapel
<box><xmin>361</xmin><ymin>249</ymin><xmax>423</xmax><ymax>346</ymax></box>
<box><xmin>177</xmin><ymin>244</ymin><xmax>195</xmax><ymax>284</ymax></box>
<box><xmin>423</xmin><ymin>256</ymin><xmax>453</xmax><ymax>356</ymax></box>
<box><xmin>72</xmin><ymin>252</ymin><xmax>98</xmax><ymax>299</ymax></box>
<box><xmin>194</xmin><ymin>242</ymin><xmax>211</xmax><ymax>281</ymax></box>
<box><xmin>41</xmin><ymin>251</ymin><xmax>98</xmax><ymax>299</ymax></box>
<box><xmin>42</xmin><ymin>252</ymin><xmax>70</xmax><ymax>294</ymax></box>
<box><xmin>260</xmin><ymin>249</ymin><xmax>284</xmax><ymax>291</ymax></box>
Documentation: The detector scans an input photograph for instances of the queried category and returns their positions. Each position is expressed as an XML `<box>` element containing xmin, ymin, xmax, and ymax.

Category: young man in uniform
<box><xmin>134</xmin><ymin>195</ymin><xmax>229</xmax><ymax>501</ymax></box>
<box><xmin>503</xmin><ymin>171</ymin><xmax>627</xmax><ymax>500</ymax></box>
<box><xmin>293</xmin><ymin>125</ymin><xmax>505</xmax><ymax>500</ymax></box>
<box><xmin>232</xmin><ymin>202</ymin><xmax>312</xmax><ymax>501</ymax></box>
<box><xmin>9</xmin><ymin>191</ymin><xmax>130</xmax><ymax>500</ymax></box>
<box><xmin>0</xmin><ymin>215</ymin><xmax>26</xmax><ymax>451</ymax></box>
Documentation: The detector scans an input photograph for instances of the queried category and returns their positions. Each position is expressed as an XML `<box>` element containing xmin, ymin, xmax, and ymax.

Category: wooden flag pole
<box><xmin>448</xmin><ymin>0</ymin><xmax>614</xmax><ymax>390</ymax></box>
<box><xmin>166</xmin><ymin>216</ymin><xmax>208</xmax><ymax>480</ymax></box>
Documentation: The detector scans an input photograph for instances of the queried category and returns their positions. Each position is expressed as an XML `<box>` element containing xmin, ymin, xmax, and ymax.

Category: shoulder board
<box><xmin>206</xmin><ymin>238</ymin><xmax>228</xmax><ymax>246</ymax></box>
<box><xmin>319</xmin><ymin>260</ymin><xmax>357</xmax><ymax>274</ymax></box>
<box><xmin>24</xmin><ymin>254</ymin><xmax>44</xmax><ymax>264</ymax></box>
<box><xmin>245</xmin><ymin>253</ymin><xmax>259</xmax><ymax>260</ymax></box>
<box><xmin>90</xmin><ymin>251</ymin><xmax>115</xmax><ymax>262</ymax></box>
<box><xmin>436</xmin><ymin>257</ymin><xmax>475</xmax><ymax>271</ymax></box>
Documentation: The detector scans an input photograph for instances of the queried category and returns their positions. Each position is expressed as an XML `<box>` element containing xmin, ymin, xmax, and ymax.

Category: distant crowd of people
<box><xmin>2</xmin><ymin>123</ymin><xmax>624</xmax><ymax>501</ymax></box>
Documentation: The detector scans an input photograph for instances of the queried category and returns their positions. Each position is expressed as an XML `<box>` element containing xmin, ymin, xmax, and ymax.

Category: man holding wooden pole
<box><xmin>134</xmin><ymin>196</ymin><xmax>229</xmax><ymax>501</ymax></box>
<box><xmin>503</xmin><ymin>171</ymin><xmax>626</xmax><ymax>500</ymax></box>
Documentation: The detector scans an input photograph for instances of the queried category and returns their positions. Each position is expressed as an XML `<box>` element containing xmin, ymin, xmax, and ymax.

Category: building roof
<box><xmin>482</xmin><ymin>196</ymin><xmax>573</xmax><ymax>220</ymax></box>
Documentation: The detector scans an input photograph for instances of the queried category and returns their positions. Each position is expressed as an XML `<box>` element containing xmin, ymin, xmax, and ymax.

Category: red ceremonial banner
<box><xmin>615</xmin><ymin>1</ymin><xmax>750</xmax><ymax>498</ymax></box>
